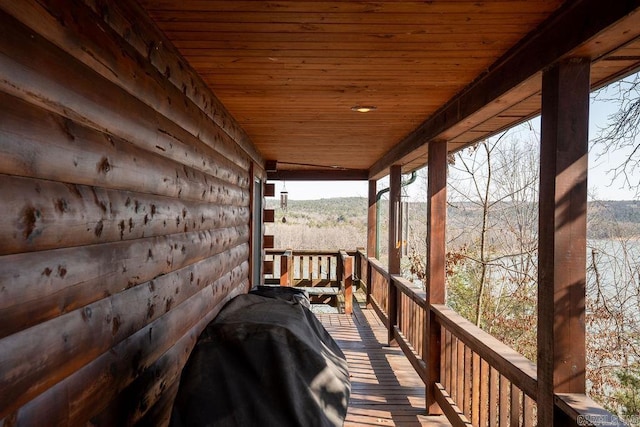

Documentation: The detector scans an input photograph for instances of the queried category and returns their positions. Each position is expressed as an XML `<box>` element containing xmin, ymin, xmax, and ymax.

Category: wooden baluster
<box><xmin>440</xmin><ymin>328</ymin><xmax>446</xmax><ymax>387</ymax></box>
<box><xmin>456</xmin><ymin>340</ymin><xmax>465</xmax><ymax>410</ymax></box>
<box><xmin>523</xmin><ymin>395</ymin><xmax>535</xmax><ymax>427</ymax></box>
<box><xmin>397</xmin><ymin>287</ymin><xmax>403</xmax><ymax>338</ymax></box>
<box><xmin>444</xmin><ymin>330</ymin><xmax>452</xmax><ymax>391</ymax></box>
<box><xmin>325</xmin><ymin>256</ymin><xmax>329</xmax><ymax>280</ymax></box>
<box><xmin>480</xmin><ymin>359</ymin><xmax>490</xmax><ymax>426</ymax></box>
<box><xmin>472</xmin><ymin>352</ymin><xmax>481</xmax><ymax>426</ymax></box>
<box><xmin>408</xmin><ymin>297</ymin><xmax>412</xmax><ymax>343</ymax></box>
<box><xmin>417</xmin><ymin>305</ymin><xmax>424</xmax><ymax>359</ymax></box>
<box><xmin>489</xmin><ymin>367</ymin><xmax>499</xmax><ymax>427</ymax></box>
<box><xmin>464</xmin><ymin>346</ymin><xmax>472</xmax><ymax>419</ymax></box>
<box><xmin>327</xmin><ymin>256</ymin><xmax>332</xmax><ymax>282</ymax></box>
<box><xmin>510</xmin><ymin>386</ymin><xmax>520</xmax><ymax>427</ymax></box>
<box><xmin>499</xmin><ymin>375</ymin><xmax>509</xmax><ymax>427</ymax></box>
<box><xmin>450</xmin><ymin>336</ymin><xmax>458</xmax><ymax>403</ymax></box>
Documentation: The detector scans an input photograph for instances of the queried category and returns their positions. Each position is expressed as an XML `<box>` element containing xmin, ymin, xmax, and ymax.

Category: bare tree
<box><xmin>400</xmin><ymin>81</ymin><xmax>640</xmax><ymax>418</ymax></box>
<box><xmin>592</xmin><ymin>72</ymin><xmax>640</xmax><ymax>196</ymax></box>
<box><xmin>412</xmin><ymin>128</ymin><xmax>540</xmax><ymax>361</ymax></box>
<box><xmin>586</xmin><ymin>201</ymin><xmax>640</xmax><ymax>422</ymax></box>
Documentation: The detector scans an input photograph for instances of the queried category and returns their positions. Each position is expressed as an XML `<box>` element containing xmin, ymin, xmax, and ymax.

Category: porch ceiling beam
<box><xmin>368</xmin><ymin>0</ymin><xmax>640</xmax><ymax>180</ymax></box>
<box><xmin>267</xmin><ymin>169</ymin><xmax>368</xmax><ymax>181</ymax></box>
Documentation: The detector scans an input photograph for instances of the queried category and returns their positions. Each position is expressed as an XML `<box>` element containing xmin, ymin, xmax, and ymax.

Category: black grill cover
<box><xmin>170</xmin><ymin>288</ymin><xmax>350</xmax><ymax>427</ymax></box>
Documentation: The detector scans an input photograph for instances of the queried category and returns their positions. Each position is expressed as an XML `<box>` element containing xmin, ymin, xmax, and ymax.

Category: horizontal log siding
<box><xmin>0</xmin><ymin>1</ymin><xmax>258</xmax><ymax>425</ymax></box>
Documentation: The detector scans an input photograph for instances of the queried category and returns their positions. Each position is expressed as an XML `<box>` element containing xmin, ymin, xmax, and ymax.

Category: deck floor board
<box><xmin>316</xmin><ymin>305</ymin><xmax>451</xmax><ymax>427</ymax></box>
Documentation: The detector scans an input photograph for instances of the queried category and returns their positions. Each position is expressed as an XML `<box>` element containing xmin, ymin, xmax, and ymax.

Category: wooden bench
<box><xmin>260</xmin><ymin>285</ymin><xmax>347</xmax><ymax>313</ymax></box>
<box><xmin>298</xmin><ymin>287</ymin><xmax>347</xmax><ymax>314</ymax></box>
<box><xmin>296</xmin><ymin>287</ymin><xmax>340</xmax><ymax>296</ymax></box>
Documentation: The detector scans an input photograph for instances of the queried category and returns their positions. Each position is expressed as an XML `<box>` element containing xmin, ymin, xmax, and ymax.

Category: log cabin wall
<box><xmin>0</xmin><ymin>0</ymin><xmax>264</xmax><ymax>425</ymax></box>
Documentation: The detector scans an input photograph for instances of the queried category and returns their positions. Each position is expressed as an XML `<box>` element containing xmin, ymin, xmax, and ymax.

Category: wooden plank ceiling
<box><xmin>139</xmin><ymin>1</ymin><xmax>640</xmax><ymax>180</ymax></box>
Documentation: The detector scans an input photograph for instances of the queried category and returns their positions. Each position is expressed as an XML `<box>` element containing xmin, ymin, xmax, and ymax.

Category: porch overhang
<box><xmin>139</xmin><ymin>0</ymin><xmax>640</xmax><ymax>180</ymax></box>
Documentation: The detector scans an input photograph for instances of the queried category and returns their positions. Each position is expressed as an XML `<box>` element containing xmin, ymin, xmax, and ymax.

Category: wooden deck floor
<box><xmin>316</xmin><ymin>305</ymin><xmax>451</xmax><ymax>427</ymax></box>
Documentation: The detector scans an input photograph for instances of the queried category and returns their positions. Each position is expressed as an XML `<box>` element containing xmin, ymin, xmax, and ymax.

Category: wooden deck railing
<box><xmin>392</xmin><ymin>275</ymin><xmax>428</xmax><ymax>381</ymax></box>
<box><xmin>265</xmin><ymin>249</ymin><xmax>357</xmax><ymax>286</ymax></box>
<box><xmin>353</xmin><ymin>251</ymin><xmax>620</xmax><ymax>427</ymax></box>
<box><xmin>264</xmin><ymin>249</ymin><xmax>355</xmax><ymax>314</ymax></box>
<box><xmin>264</xmin><ymin>249</ymin><xmax>619</xmax><ymax>426</ymax></box>
<box><xmin>368</xmin><ymin>258</ymin><xmax>390</xmax><ymax>328</ymax></box>
<box><xmin>432</xmin><ymin>304</ymin><xmax>537</xmax><ymax>426</ymax></box>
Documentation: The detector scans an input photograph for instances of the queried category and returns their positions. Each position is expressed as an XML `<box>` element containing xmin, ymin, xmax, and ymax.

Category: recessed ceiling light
<box><xmin>351</xmin><ymin>105</ymin><xmax>377</xmax><ymax>113</ymax></box>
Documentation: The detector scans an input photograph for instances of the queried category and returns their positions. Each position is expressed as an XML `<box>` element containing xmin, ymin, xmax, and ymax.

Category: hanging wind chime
<box><xmin>280</xmin><ymin>182</ymin><xmax>288</xmax><ymax>223</ymax></box>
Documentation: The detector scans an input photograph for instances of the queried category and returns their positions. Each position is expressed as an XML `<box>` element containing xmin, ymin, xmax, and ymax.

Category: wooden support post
<box><xmin>336</xmin><ymin>251</ymin><xmax>343</xmax><ymax>288</ymax></box>
<box><xmin>425</xmin><ymin>141</ymin><xmax>447</xmax><ymax>414</ymax></box>
<box><xmin>537</xmin><ymin>58</ymin><xmax>590</xmax><ymax>427</ymax></box>
<box><xmin>341</xmin><ymin>251</ymin><xmax>353</xmax><ymax>315</ymax></box>
<box><xmin>366</xmin><ymin>179</ymin><xmax>377</xmax><ymax>305</ymax></box>
<box><xmin>280</xmin><ymin>250</ymin><xmax>292</xmax><ymax>286</ymax></box>
<box><xmin>388</xmin><ymin>165</ymin><xmax>401</xmax><ymax>345</ymax></box>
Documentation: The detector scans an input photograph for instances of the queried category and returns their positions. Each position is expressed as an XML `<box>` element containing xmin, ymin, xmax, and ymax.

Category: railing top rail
<box><xmin>265</xmin><ymin>249</ymin><xmax>348</xmax><ymax>256</ymax></box>
<box><xmin>390</xmin><ymin>275</ymin><xmax>427</xmax><ymax>310</ymax></box>
<box><xmin>367</xmin><ymin>257</ymin><xmax>389</xmax><ymax>277</ymax></box>
<box><xmin>555</xmin><ymin>393</ymin><xmax>625</xmax><ymax>426</ymax></box>
<box><xmin>264</xmin><ymin>249</ymin><xmax>290</xmax><ymax>256</ymax></box>
<box><xmin>431</xmin><ymin>304</ymin><xmax>538</xmax><ymax>399</ymax></box>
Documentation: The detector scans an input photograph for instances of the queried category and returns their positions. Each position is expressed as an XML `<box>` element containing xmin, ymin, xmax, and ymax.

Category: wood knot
<box><xmin>20</xmin><ymin>205</ymin><xmax>42</xmax><ymax>241</ymax></box>
<box><xmin>94</xmin><ymin>220</ymin><xmax>104</xmax><ymax>237</ymax></box>
<box><xmin>57</xmin><ymin>265</ymin><xmax>67</xmax><ymax>278</ymax></box>
<box><xmin>55</xmin><ymin>198</ymin><xmax>69</xmax><ymax>213</ymax></box>
<box><xmin>81</xmin><ymin>306</ymin><xmax>92</xmax><ymax>321</ymax></box>
<box><xmin>98</xmin><ymin>157</ymin><xmax>111</xmax><ymax>174</ymax></box>
<box><xmin>112</xmin><ymin>316</ymin><xmax>121</xmax><ymax>336</ymax></box>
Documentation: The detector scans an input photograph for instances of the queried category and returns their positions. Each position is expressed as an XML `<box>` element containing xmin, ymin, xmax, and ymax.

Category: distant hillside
<box><xmin>264</xmin><ymin>197</ymin><xmax>640</xmax><ymax>249</ymax></box>
<box><xmin>265</xmin><ymin>197</ymin><xmax>368</xmax><ymax>249</ymax></box>
<box><xmin>588</xmin><ymin>199</ymin><xmax>640</xmax><ymax>239</ymax></box>
<box><xmin>266</xmin><ymin>197</ymin><xmax>367</xmax><ymax>227</ymax></box>
<box><xmin>590</xmin><ymin>199</ymin><xmax>640</xmax><ymax>222</ymax></box>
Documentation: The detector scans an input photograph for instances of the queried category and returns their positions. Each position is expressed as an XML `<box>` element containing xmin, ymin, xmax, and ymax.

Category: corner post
<box><xmin>280</xmin><ymin>250</ymin><xmax>292</xmax><ymax>286</ymax></box>
<box><xmin>425</xmin><ymin>141</ymin><xmax>447</xmax><ymax>414</ymax></box>
<box><xmin>341</xmin><ymin>251</ymin><xmax>353</xmax><ymax>315</ymax></box>
<box><xmin>538</xmin><ymin>58</ymin><xmax>590</xmax><ymax>426</ymax></box>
